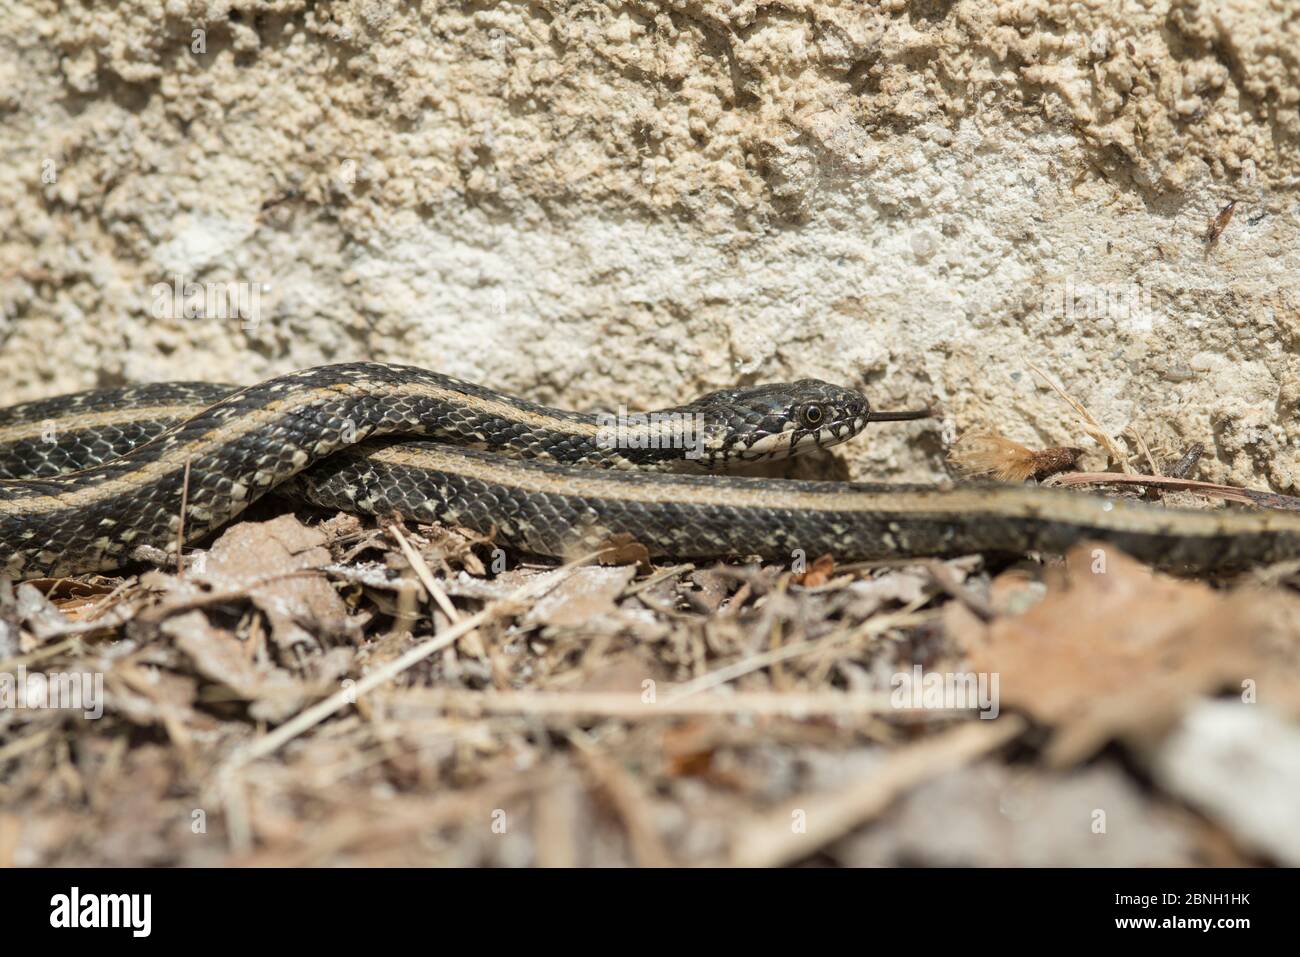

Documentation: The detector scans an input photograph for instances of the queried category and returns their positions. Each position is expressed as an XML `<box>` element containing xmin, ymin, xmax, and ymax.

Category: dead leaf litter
<box><xmin>1</xmin><ymin>508</ymin><xmax>1297</xmax><ymax>867</ymax></box>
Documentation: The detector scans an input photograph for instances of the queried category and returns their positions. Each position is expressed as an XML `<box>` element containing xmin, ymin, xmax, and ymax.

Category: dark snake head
<box><xmin>682</xmin><ymin>378</ymin><xmax>877</xmax><ymax>465</ymax></box>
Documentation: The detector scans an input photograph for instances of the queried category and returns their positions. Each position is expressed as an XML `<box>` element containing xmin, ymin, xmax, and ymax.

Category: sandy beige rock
<box><xmin>1</xmin><ymin>1</ymin><xmax>1296</xmax><ymax>489</ymax></box>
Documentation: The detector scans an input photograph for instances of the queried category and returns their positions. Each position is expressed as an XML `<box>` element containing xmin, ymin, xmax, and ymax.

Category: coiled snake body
<box><xmin>1</xmin><ymin>362</ymin><xmax>1298</xmax><ymax>578</ymax></box>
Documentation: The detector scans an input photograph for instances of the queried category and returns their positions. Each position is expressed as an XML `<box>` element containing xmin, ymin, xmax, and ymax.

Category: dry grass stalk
<box><xmin>728</xmin><ymin>716</ymin><xmax>1026</xmax><ymax>867</ymax></box>
<box><xmin>379</xmin><ymin>688</ymin><xmax>952</xmax><ymax>719</ymax></box>
<box><xmin>1026</xmin><ymin>361</ymin><xmax>1131</xmax><ymax>471</ymax></box>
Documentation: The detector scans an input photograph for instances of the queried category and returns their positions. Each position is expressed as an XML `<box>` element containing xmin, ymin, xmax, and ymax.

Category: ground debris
<box><xmin>2</xmin><ymin>511</ymin><xmax>1298</xmax><ymax>866</ymax></box>
<box><xmin>953</xmin><ymin>544</ymin><xmax>1300</xmax><ymax>766</ymax></box>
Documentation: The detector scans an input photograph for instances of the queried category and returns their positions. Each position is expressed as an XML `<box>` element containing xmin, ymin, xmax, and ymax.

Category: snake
<box><xmin>1</xmin><ymin>361</ymin><xmax>1298</xmax><ymax>578</ymax></box>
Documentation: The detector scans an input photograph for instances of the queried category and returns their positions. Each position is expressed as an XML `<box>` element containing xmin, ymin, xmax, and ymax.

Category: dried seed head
<box><xmin>951</xmin><ymin>429</ymin><xmax>1083</xmax><ymax>482</ymax></box>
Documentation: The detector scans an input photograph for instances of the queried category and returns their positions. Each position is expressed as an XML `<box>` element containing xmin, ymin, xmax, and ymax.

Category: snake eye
<box><xmin>800</xmin><ymin>403</ymin><xmax>826</xmax><ymax>428</ymax></box>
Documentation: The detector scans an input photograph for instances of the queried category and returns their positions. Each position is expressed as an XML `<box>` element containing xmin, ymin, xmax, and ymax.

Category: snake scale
<box><xmin>1</xmin><ymin>361</ymin><xmax>1298</xmax><ymax>578</ymax></box>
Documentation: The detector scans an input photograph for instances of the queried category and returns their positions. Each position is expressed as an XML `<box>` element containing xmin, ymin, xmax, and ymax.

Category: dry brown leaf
<box><xmin>106</xmin><ymin>665</ymin><xmax>204</xmax><ymax>729</ymax></box>
<box><xmin>407</xmin><ymin>522</ymin><xmax>493</xmax><ymax>575</ymax></box>
<box><xmin>593</xmin><ymin>533</ymin><xmax>652</xmax><ymax>568</ymax></box>
<box><xmin>954</xmin><ymin>544</ymin><xmax>1300</xmax><ymax>765</ymax></box>
<box><xmin>162</xmin><ymin>610</ymin><xmax>308</xmax><ymax>722</ymax></box>
<box><xmin>838</xmin><ymin>567</ymin><xmax>933</xmax><ymax>618</ymax></box>
<box><xmin>987</xmin><ymin>567</ymin><xmax>1046</xmax><ymax>617</ymax></box>
<box><xmin>575</xmin><ymin>654</ymin><xmax>668</xmax><ymax>693</ymax></box>
<box><xmin>438</xmin><ymin>566</ymin><xmax>568</xmax><ymax>600</ymax></box>
<box><xmin>524</xmin><ymin>566</ymin><xmax>636</xmax><ymax>629</ymax></box>
<box><xmin>5</xmin><ymin>582</ymin><xmax>74</xmax><ymax>644</ymax></box>
<box><xmin>192</xmin><ymin>515</ymin><xmax>354</xmax><ymax>650</ymax></box>
<box><xmin>793</xmin><ymin>553</ymin><xmax>836</xmax><ymax>587</ymax></box>
<box><xmin>685</xmin><ymin>568</ymin><xmax>733</xmax><ymax>613</ymax></box>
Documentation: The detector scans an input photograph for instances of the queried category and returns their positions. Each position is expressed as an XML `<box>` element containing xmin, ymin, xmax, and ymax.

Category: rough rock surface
<box><xmin>2</xmin><ymin>0</ymin><xmax>1297</xmax><ymax>488</ymax></box>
